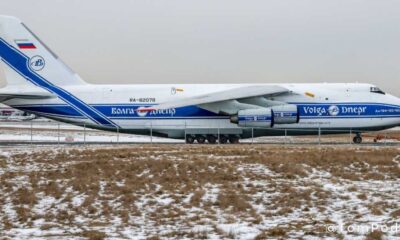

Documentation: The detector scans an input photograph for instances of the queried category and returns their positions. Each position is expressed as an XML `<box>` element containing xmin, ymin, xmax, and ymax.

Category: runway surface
<box><xmin>1</xmin><ymin>121</ymin><xmax>399</xmax><ymax>147</ymax></box>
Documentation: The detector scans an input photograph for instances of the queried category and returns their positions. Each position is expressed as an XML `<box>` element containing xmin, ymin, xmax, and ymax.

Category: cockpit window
<box><xmin>370</xmin><ymin>87</ymin><xmax>385</xmax><ymax>95</ymax></box>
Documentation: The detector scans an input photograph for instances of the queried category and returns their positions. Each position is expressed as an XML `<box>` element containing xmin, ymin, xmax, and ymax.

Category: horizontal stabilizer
<box><xmin>0</xmin><ymin>92</ymin><xmax>55</xmax><ymax>102</ymax></box>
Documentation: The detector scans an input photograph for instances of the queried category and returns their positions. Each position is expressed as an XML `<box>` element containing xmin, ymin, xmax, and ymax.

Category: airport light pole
<box><xmin>184</xmin><ymin>121</ymin><xmax>187</xmax><ymax>144</ymax></box>
<box><xmin>57</xmin><ymin>123</ymin><xmax>60</xmax><ymax>145</ymax></box>
<box><xmin>150</xmin><ymin>121</ymin><xmax>153</xmax><ymax>144</ymax></box>
<box><xmin>318</xmin><ymin>128</ymin><xmax>321</xmax><ymax>145</ymax></box>
<box><xmin>30</xmin><ymin>121</ymin><xmax>33</xmax><ymax>145</ymax></box>
<box><xmin>83</xmin><ymin>123</ymin><xmax>86</xmax><ymax>145</ymax></box>
<box><xmin>117</xmin><ymin>127</ymin><xmax>119</xmax><ymax>144</ymax></box>
<box><xmin>251</xmin><ymin>128</ymin><xmax>254</xmax><ymax>144</ymax></box>
<box><xmin>284</xmin><ymin>129</ymin><xmax>287</xmax><ymax>145</ymax></box>
<box><xmin>349</xmin><ymin>129</ymin><xmax>352</xmax><ymax>145</ymax></box>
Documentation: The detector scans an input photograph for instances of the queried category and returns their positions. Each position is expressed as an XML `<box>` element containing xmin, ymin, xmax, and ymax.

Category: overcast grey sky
<box><xmin>0</xmin><ymin>0</ymin><xmax>399</xmax><ymax>95</ymax></box>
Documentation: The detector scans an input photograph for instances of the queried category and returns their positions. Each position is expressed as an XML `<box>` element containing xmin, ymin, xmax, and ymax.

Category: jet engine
<box><xmin>271</xmin><ymin>104</ymin><xmax>299</xmax><ymax>124</ymax></box>
<box><xmin>230</xmin><ymin>104</ymin><xmax>299</xmax><ymax>128</ymax></box>
<box><xmin>230</xmin><ymin>108</ymin><xmax>273</xmax><ymax>127</ymax></box>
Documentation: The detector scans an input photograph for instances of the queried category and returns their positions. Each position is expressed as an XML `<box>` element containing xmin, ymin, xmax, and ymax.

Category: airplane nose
<box><xmin>394</xmin><ymin>95</ymin><xmax>400</xmax><ymax>126</ymax></box>
<box><xmin>388</xmin><ymin>94</ymin><xmax>400</xmax><ymax>105</ymax></box>
<box><xmin>385</xmin><ymin>94</ymin><xmax>400</xmax><ymax>126</ymax></box>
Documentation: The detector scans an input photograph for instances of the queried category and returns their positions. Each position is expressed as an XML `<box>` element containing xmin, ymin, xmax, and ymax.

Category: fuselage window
<box><xmin>370</xmin><ymin>87</ymin><xmax>385</xmax><ymax>95</ymax></box>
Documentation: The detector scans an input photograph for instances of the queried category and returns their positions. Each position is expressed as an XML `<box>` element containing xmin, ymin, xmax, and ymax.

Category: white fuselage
<box><xmin>4</xmin><ymin>83</ymin><xmax>400</xmax><ymax>139</ymax></box>
<box><xmin>0</xmin><ymin>16</ymin><xmax>398</xmax><ymax>139</ymax></box>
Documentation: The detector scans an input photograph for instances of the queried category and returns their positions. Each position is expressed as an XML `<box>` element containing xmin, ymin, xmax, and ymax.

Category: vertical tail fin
<box><xmin>0</xmin><ymin>15</ymin><xmax>87</xmax><ymax>87</ymax></box>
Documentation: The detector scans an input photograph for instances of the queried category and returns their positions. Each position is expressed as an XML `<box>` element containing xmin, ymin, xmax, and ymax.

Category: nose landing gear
<box><xmin>353</xmin><ymin>133</ymin><xmax>362</xmax><ymax>144</ymax></box>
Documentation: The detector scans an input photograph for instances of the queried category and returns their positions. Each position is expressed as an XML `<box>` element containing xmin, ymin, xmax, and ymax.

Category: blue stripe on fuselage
<box><xmin>0</xmin><ymin>38</ymin><xmax>119</xmax><ymax>128</ymax></box>
<box><xmin>12</xmin><ymin>103</ymin><xmax>400</xmax><ymax>120</ymax></box>
<box><xmin>15</xmin><ymin>104</ymin><xmax>221</xmax><ymax>119</ymax></box>
<box><xmin>296</xmin><ymin>103</ymin><xmax>400</xmax><ymax>118</ymax></box>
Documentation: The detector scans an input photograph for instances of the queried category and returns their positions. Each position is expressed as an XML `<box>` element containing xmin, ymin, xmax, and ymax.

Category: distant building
<box><xmin>0</xmin><ymin>103</ymin><xmax>21</xmax><ymax>115</ymax></box>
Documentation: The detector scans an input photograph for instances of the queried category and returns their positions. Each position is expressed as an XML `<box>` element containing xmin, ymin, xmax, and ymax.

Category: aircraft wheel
<box><xmin>229</xmin><ymin>135</ymin><xmax>240</xmax><ymax>144</ymax></box>
<box><xmin>186</xmin><ymin>135</ymin><xmax>195</xmax><ymax>144</ymax></box>
<box><xmin>353</xmin><ymin>135</ymin><xmax>362</xmax><ymax>144</ymax></box>
<box><xmin>219</xmin><ymin>135</ymin><xmax>228</xmax><ymax>144</ymax></box>
<box><xmin>196</xmin><ymin>135</ymin><xmax>206</xmax><ymax>144</ymax></box>
<box><xmin>207</xmin><ymin>135</ymin><xmax>217</xmax><ymax>144</ymax></box>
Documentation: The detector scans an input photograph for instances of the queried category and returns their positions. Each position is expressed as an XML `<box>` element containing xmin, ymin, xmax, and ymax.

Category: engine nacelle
<box><xmin>230</xmin><ymin>104</ymin><xmax>299</xmax><ymax>128</ymax></box>
<box><xmin>271</xmin><ymin>104</ymin><xmax>299</xmax><ymax>124</ymax></box>
<box><xmin>230</xmin><ymin>108</ymin><xmax>273</xmax><ymax>128</ymax></box>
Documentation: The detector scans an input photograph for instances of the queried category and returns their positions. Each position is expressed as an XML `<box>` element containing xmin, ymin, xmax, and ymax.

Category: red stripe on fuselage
<box><xmin>18</xmin><ymin>44</ymin><xmax>36</xmax><ymax>49</ymax></box>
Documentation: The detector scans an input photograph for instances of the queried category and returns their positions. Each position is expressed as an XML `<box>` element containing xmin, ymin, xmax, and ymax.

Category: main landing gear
<box><xmin>185</xmin><ymin>134</ymin><xmax>240</xmax><ymax>144</ymax></box>
<box><xmin>206</xmin><ymin>135</ymin><xmax>217</xmax><ymax>144</ymax></box>
<box><xmin>185</xmin><ymin>135</ymin><xmax>195</xmax><ymax>144</ymax></box>
<box><xmin>353</xmin><ymin>133</ymin><xmax>362</xmax><ymax>144</ymax></box>
<box><xmin>196</xmin><ymin>135</ymin><xmax>206</xmax><ymax>144</ymax></box>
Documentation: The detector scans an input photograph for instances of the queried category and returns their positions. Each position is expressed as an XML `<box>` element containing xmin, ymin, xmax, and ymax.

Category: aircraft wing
<box><xmin>140</xmin><ymin>85</ymin><xmax>291</xmax><ymax>115</ymax></box>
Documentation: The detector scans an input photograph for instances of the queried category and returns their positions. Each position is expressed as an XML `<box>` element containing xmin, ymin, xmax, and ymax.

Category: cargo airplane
<box><xmin>0</xmin><ymin>16</ymin><xmax>399</xmax><ymax>144</ymax></box>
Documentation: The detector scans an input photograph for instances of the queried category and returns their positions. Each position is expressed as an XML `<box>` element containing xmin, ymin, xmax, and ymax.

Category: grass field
<box><xmin>1</xmin><ymin>121</ymin><xmax>400</xmax><ymax>144</ymax></box>
<box><xmin>0</xmin><ymin>144</ymin><xmax>399</xmax><ymax>239</ymax></box>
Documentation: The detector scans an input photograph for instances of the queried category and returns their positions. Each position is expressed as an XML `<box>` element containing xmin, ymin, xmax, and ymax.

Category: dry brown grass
<box><xmin>0</xmin><ymin>144</ymin><xmax>398</xmax><ymax>239</ymax></box>
<box><xmin>0</xmin><ymin>158</ymin><xmax>6</xmax><ymax>168</ymax></box>
<box><xmin>390</xmin><ymin>209</ymin><xmax>400</xmax><ymax>218</ymax></box>
<box><xmin>216</xmin><ymin>189</ymin><xmax>253</xmax><ymax>213</ymax></box>
<box><xmin>13</xmin><ymin>187</ymin><xmax>37</xmax><ymax>206</ymax></box>
<box><xmin>255</xmin><ymin>227</ymin><xmax>287</xmax><ymax>239</ymax></box>
<box><xmin>365</xmin><ymin>230</ymin><xmax>384</xmax><ymax>240</ymax></box>
<box><xmin>80</xmin><ymin>230</ymin><xmax>106</xmax><ymax>240</ymax></box>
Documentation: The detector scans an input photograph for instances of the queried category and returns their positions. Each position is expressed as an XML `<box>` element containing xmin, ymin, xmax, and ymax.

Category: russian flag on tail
<box><xmin>14</xmin><ymin>39</ymin><xmax>36</xmax><ymax>49</ymax></box>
